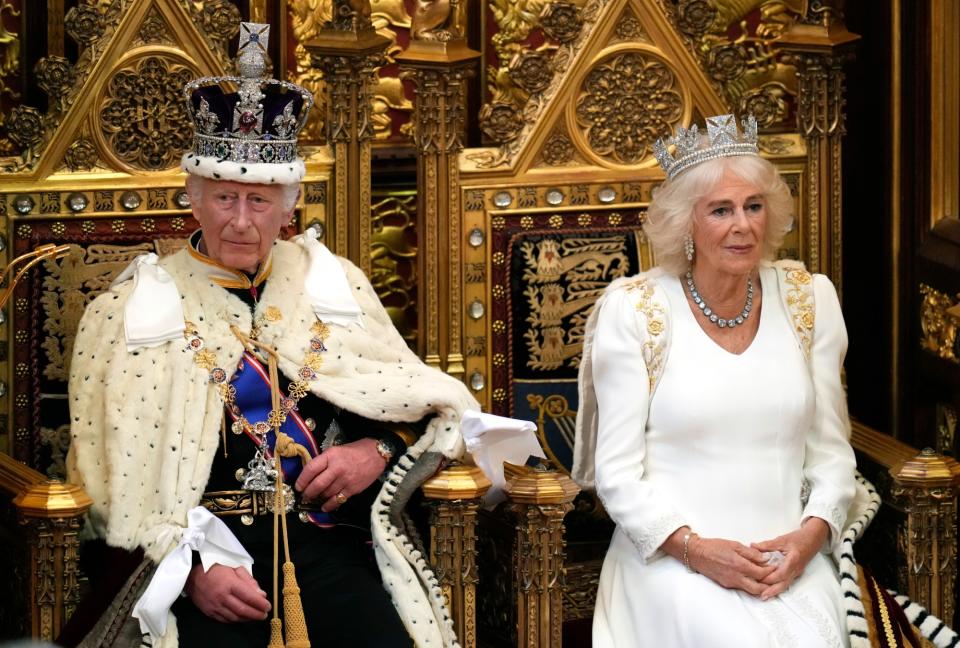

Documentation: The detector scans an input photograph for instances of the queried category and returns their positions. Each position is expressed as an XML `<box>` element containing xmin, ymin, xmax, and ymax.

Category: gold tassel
<box><xmin>229</xmin><ymin>325</ymin><xmax>312</xmax><ymax>648</ymax></box>
<box><xmin>281</xmin><ymin>561</ymin><xmax>310</xmax><ymax>648</ymax></box>
<box><xmin>268</xmin><ymin>618</ymin><xmax>284</xmax><ymax>648</ymax></box>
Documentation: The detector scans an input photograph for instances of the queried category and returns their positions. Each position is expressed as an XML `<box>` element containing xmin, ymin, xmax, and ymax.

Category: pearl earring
<box><xmin>684</xmin><ymin>236</ymin><xmax>694</xmax><ymax>262</ymax></box>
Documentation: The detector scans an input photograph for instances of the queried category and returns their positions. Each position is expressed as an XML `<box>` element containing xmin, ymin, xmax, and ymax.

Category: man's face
<box><xmin>191</xmin><ymin>180</ymin><xmax>292</xmax><ymax>273</ymax></box>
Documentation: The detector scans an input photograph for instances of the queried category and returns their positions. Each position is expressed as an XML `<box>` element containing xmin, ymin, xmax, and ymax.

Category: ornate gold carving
<box><xmin>4</xmin><ymin>105</ymin><xmax>44</xmax><ymax>170</ymax></box>
<box><xmin>308</xmin><ymin>16</ymin><xmax>389</xmax><ymax>270</ymax></box>
<box><xmin>675</xmin><ymin>0</ymin><xmax>717</xmax><ymax>36</ymax></box>
<box><xmin>475</xmin><ymin>0</ymin><xmax>612</xmax><ymax>167</ymax></box>
<box><xmin>64</xmin><ymin>4</ymin><xmax>106</xmax><ymax>46</ymax></box>
<box><xmin>98</xmin><ymin>55</ymin><xmax>197</xmax><ymax>171</ymax></box>
<box><xmin>540</xmin><ymin>1</ymin><xmax>583</xmax><ymax>43</ymax></box>
<box><xmin>0</xmin><ymin>0</ymin><xmax>20</xmax><ymax>155</ymax></box>
<box><xmin>654</xmin><ymin>0</ymin><xmax>804</xmax><ymax>132</ymax></box>
<box><xmin>371</xmin><ymin>191</ymin><xmax>418</xmax><ymax>342</ymax></box>
<box><xmin>138</xmin><ymin>6</ymin><xmax>173</xmax><ymax>44</ymax></box>
<box><xmin>182</xmin><ymin>0</ymin><xmax>241</xmax><ymax>59</ymax></box>
<box><xmin>793</xmin><ymin>53</ymin><xmax>848</xmax><ymax>139</ymax></box>
<box><xmin>10</xmin><ymin>471</ymin><xmax>92</xmax><ymax>641</ymax></box>
<box><xmin>289</xmin><ymin>0</ymin><xmax>414</xmax><ymax>143</ymax></box>
<box><xmin>479</xmin><ymin>102</ymin><xmax>524</xmax><ymax>144</ymax></box>
<box><xmin>424</xmin><ymin>465</ymin><xmax>488</xmax><ymax>647</ymax></box>
<box><xmin>399</xmin><ymin>43</ymin><xmax>476</xmax><ymax>375</ymax></box>
<box><xmin>39</xmin><ymin>424</ymin><xmax>71</xmax><ymax>480</ymax></box>
<box><xmin>520</xmin><ymin>237</ymin><xmax>629</xmax><ymax>370</ymax></box>
<box><xmin>919</xmin><ymin>283</ymin><xmax>959</xmax><ymax>363</ymax></box>
<box><xmin>890</xmin><ymin>449</ymin><xmax>960</xmax><ymax>624</ymax></box>
<box><xmin>706</xmin><ymin>42</ymin><xmax>746</xmax><ymax>81</ymax></box>
<box><xmin>509</xmin><ymin>51</ymin><xmax>553</xmax><ymax>94</ymax></box>
<box><xmin>504</xmin><ymin>464</ymin><xmax>578</xmax><ymax>647</ymax></box>
<box><xmin>574</xmin><ymin>51</ymin><xmax>684</xmax><ymax>165</ymax></box>
<box><xmin>776</xmin><ymin>16</ymin><xmax>856</xmax><ymax>284</ymax></box>
<box><xmin>289</xmin><ymin>0</ymin><xmax>330</xmax><ymax>143</ymax></box>
<box><xmin>35</xmin><ymin>57</ymin><xmax>75</xmax><ymax>114</ymax></box>
<box><xmin>614</xmin><ymin>10</ymin><xmax>648</xmax><ymax>42</ymax></box>
<box><xmin>329</xmin><ymin>0</ymin><xmax>376</xmax><ymax>33</ymax></box>
<box><xmin>62</xmin><ymin>138</ymin><xmax>99</xmax><ymax>172</ymax></box>
<box><xmin>541</xmin><ymin>131</ymin><xmax>574</xmax><ymax>166</ymax></box>
<box><xmin>411</xmin><ymin>0</ymin><xmax>467</xmax><ymax>41</ymax></box>
<box><xmin>740</xmin><ymin>82</ymin><xmax>790</xmax><ymax>128</ymax></box>
<box><xmin>40</xmin><ymin>244</ymin><xmax>154</xmax><ymax>381</ymax></box>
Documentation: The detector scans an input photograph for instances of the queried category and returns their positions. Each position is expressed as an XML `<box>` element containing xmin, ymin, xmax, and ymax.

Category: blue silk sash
<box><xmin>230</xmin><ymin>351</ymin><xmax>334</xmax><ymax>527</ymax></box>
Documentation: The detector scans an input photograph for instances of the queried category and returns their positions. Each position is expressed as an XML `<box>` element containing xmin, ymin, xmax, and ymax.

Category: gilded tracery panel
<box><xmin>95</xmin><ymin>53</ymin><xmax>199</xmax><ymax>172</ymax></box>
<box><xmin>570</xmin><ymin>46</ymin><xmax>688</xmax><ymax>167</ymax></box>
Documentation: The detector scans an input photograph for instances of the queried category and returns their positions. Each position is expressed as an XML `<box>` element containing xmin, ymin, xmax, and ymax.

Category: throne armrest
<box><xmin>0</xmin><ymin>452</ymin><xmax>92</xmax><ymax>641</ymax></box>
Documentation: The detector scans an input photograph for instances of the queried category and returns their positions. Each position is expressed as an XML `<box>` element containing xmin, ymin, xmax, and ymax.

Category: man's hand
<box><xmin>294</xmin><ymin>438</ymin><xmax>386</xmax><ymax>512</ymax></box>
<box><xmin>751</xmin><ymin>517</ymin><xmax>830</xmax><ymax>600</ymax></box>
<box><xmin>184</xmin><ymin>564</ymin><xmax>270</xmax><ymax>623</ymax></box>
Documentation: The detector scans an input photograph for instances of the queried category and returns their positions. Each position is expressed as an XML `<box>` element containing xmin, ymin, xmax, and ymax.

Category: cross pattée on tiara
<box><xmin>653</xmin><ymin>114</ymin><xmax>759</xmax><ymax>180</ymax></box>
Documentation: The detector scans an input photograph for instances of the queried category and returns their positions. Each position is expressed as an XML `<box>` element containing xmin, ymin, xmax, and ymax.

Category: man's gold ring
<box><xmin>335</xmin><ymin>491</ymin><xmax>348</xmax><ymax>505</ymax></box>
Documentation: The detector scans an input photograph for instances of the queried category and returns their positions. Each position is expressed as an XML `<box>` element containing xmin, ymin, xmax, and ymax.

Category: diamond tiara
<box><xmin>653</xmin><ymin>114</ymin><xmax>759</xmax><ymax>180</ymax></box>
<box><xmin>182</xmin><ymin>22</ymin><xmax>314</xmax><ymax>167</ymax></box>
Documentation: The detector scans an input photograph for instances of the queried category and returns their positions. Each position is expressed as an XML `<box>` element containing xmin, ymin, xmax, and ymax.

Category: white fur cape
<box><xmin>67</xmin><ymin>239</ymin><xmax>479</xmax><ymax>648</ymax></box>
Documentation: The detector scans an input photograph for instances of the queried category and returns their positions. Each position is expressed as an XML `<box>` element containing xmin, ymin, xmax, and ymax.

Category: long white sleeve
<box><xmin>592</xmin><ymin>287</ymin><xmax>686</xmax><ymax>561</ymax></box>
<box><xmin>800</xmin><ymin>274</ymin><xmax>857</xmax><ymax>549</ymax></box>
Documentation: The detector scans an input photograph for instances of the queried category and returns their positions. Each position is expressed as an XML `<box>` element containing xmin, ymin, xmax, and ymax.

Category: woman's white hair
<box><xmin>184</xmin><ymin>175</ymin><xmax>300</xmax><ymax>212</ymax></box>
<box><xmin>643</xmin><ymin>154</ymin><xmax>794</xmax><ymax>275</ymax></box>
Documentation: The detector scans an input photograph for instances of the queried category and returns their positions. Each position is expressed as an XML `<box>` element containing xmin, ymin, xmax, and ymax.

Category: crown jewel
<box><xmin>653</xmin><ymin>114</ymin><xmax>759</xmax><ymax>180</ymax></box>
<box><xmin>181</xmin><ymin>22</ymin><xmax>313</xmax><ymax>180</ymax></box>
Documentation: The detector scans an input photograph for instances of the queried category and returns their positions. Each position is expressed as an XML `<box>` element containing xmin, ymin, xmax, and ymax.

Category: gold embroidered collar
<box><xmin>187</xmin><ymin>230</ymin><xmax>273</xmax><ymax>290</ymax></box>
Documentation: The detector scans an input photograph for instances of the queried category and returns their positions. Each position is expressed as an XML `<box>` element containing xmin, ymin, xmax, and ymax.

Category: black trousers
<box><xmin>172</xmin><ymin>523</ymin><xmax>412</xmax><ymax>648</ymax></box>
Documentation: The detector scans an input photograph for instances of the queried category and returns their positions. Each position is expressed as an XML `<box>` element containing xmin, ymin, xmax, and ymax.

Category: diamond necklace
<box><xmin>684</xmin><ymin>268</ymin><xmax>754</xmax><ymax>329</ymax></box>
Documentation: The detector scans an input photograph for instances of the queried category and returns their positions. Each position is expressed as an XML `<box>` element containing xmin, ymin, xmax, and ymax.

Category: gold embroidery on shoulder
<box><xmin>624</xmin><ymin>278</ymin><xmax>666</xmax><ymax>392</ymax></box>
<box><xmin>784</xmin><ymin>269</ymin><xmax>814</xmax><ymax>359</ymax></box>
<box><xmin>264</xmin><ymin>306</ymin><xmax>283</xmax><ymax>322</ymax></box>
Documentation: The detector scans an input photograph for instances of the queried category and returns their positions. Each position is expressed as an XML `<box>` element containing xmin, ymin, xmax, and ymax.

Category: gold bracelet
<box><xmin>682</xmin><ymin>531</ymin><xmax>698</xmax><ymax>573</ymax></box>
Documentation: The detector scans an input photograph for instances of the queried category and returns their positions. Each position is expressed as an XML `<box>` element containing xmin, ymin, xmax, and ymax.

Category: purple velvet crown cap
<box><xmin>189</xmin><ymin>85</ymin><xmax>307</xmax><ymax>140</ymax></box>
<box><xmin>180</xmin><ymin>22</ymin><xmax>313</xmax><ymax>184</ymax></box>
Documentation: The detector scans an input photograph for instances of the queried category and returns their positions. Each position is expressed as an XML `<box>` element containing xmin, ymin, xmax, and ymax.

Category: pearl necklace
<box><xmin>685</xmin><ymin>269</ymin><xmax>754</xmax><ymax>329</ymax></box>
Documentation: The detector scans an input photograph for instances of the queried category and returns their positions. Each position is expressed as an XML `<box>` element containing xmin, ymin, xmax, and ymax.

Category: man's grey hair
<box><xmin>184</xmin><ymin>175</ymin><xmax>299</xmax><ymax>212</ymax></box>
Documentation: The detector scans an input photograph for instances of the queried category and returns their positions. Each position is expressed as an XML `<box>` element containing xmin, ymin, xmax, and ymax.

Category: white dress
<box><xmin>588</xmin><ymin>265</ymin><xmax>856</xmax><ymax>648</ymax></box>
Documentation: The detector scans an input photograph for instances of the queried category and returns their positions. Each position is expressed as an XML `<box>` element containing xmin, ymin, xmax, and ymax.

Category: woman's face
<box><xmin>691</xmin><ymin>170</ymin><xmax>767</xmax><ymax>277</ymax></box>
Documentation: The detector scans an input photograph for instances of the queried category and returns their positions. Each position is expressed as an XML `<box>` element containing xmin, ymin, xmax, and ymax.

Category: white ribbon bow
<box><xmin>132</xmin><ymin>506</ymin><xmax>254</xmax><ymax>640</ymax></box>
<box><xmin>113</xmin><ymin>253</ymin><xmax>185</xmax><ymax>351</ymax></box>
<box><xmin>295</xmin><ymin>228</ymin><xmax>365</xmax><ymax>328</ymax></box>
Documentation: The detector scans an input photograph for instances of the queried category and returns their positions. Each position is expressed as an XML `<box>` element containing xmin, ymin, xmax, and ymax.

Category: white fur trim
<box><xmin>180</xmin><ymin>152</ymin><xmax>305</xmax><ymax>184</ymax></box>
<box><xmin>68</xmin><ymin>240</ymin><xmax>478</xmax><ymax>647</ymax></box>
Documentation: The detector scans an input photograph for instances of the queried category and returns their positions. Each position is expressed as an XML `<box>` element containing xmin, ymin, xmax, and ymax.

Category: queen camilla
<box><xmin>573</xmin><ymin>114</ymin><xmax>858</xmax><ymax>647</ymax></box>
